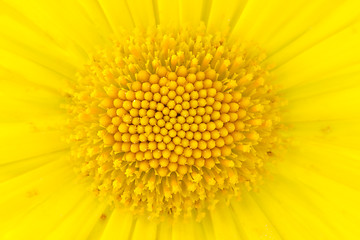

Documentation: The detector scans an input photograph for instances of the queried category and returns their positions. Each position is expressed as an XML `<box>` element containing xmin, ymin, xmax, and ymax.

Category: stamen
<box><xmin>66</xmin><ymin>25</ymin><xmax>283</xmax><ymax>220</ymax></box>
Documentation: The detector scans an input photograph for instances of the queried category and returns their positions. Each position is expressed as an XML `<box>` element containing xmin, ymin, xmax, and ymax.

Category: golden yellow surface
<box><xmin>0</xmin><ymin>0</ymin><xmax>360</xmax><ymax>239</ymax></box>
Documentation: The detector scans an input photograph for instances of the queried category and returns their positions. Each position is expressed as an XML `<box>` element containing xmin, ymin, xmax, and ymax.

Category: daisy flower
<box><xmin>1</xmin><ymin>0</ymin><xmax>360</xmax><ymax>239</ymax></box>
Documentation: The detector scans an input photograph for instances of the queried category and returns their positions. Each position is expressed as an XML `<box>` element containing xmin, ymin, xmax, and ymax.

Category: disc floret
<box><xmin>67</xmin><ymin>26</ymin><xmax>282</xmax><ymax>219</ymax></box>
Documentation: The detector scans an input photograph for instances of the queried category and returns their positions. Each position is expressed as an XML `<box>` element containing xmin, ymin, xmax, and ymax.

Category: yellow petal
<box><xmin>157</xmin><ymin>0</ymin><xmax>180</xmax><ymax>28</ymax></box>
<box><xmin>97</xmin><ymin>0</ymin><xmax>135</xmax><ymax>33</ymax></box>
<box><xmin>207</xmin><ymin>0</ymin><xmax>248</xmax><ymax>32</ymax></box>
<box><xmin>210</xmin><ymin>202</ymin><xmax>242</xmax><ymax>240</ymax></box>
<box><xmin>0</xmin><ymin>158</ymin><xmax>74</xmax><ymax>238</ymax></box>
<box><xmin>46</xmin><ymin>196</ymin><xmax>109</xmax><ymax>240</ymax></box>
<box><xmin>127</xmin><ymin>0</ymin><xmax>157</xmax><ymax>27</ymax></box>
<box><xmin>1</xmin><ymin>0</ymin><xmax>108</xmax><ymax>57</ymax></box>
<box><xmin>230</xmin><ymin>194</ymin><xmax>282</xmax><ymax>239</ymax></box>
<box><xmin>179</xmin><ymin>0</ymin><xmax>203</xmax><ymax>25</ymax></box>
<box><xmin>132</xmin><ymin>217</ymin><xmax>158</xmax><ymax>240</ymax></box>
<box><xmin>100</xmin><ymin>209</ymin><xmax>135</xmax><ymax>240</ymax></box>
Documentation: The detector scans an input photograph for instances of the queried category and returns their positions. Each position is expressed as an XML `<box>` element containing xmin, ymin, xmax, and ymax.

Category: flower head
<box><xmin>67</xmin><ymin>26</ymin><xmax>283</xmax><ymax>219</ymax></box>
<box><xmin>1</xmin><ymin>0</ymin><xmax>360</xmax><ymax>239</ymax></box>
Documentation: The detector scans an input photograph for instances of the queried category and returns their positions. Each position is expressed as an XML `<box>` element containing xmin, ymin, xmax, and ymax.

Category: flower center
<box><xmin>67</xmin><ymin>26</ymin><xmax>282</xmax><ymax>220</ymax></box>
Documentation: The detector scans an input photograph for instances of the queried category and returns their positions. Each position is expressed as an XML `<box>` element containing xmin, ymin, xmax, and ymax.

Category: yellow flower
<box><xmin>1</xmin><ymin>0</ymin><xmax>360</xmax><ymax>239</ymax></box>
